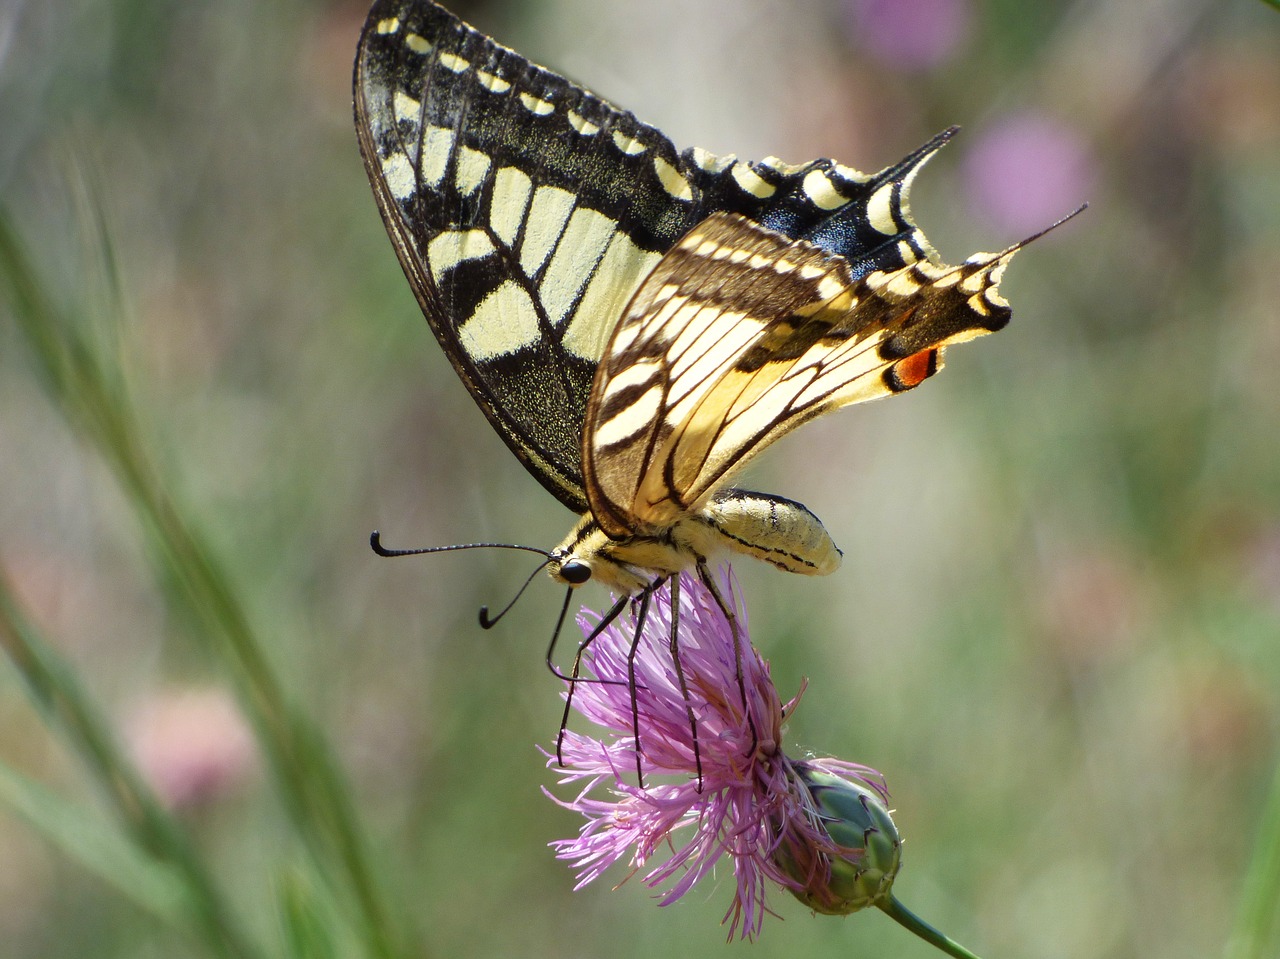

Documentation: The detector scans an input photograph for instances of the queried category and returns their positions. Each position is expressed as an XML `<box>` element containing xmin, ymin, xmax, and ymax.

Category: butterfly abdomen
<box><xmin>699</xmin><ymin>491</ymin><xmax>841</xmax><ymax>576</ymax></box>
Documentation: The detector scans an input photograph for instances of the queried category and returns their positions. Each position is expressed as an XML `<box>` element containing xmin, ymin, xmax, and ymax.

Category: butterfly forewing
<box><xmin>355</xmin><ymin>0</ymin><xmax>696</xmax><ymax>511</ymax></box>
<box><xmin>584</xmin><ymin>213</ymin><xmax>1018</xmax><ymax>536</ymax></box>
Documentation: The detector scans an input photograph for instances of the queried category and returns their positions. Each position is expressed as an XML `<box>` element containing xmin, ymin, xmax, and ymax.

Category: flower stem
<box><xmin>878</xmin><ymin>895</ymin><xmax>987</xmax><ymax>959</ymax></box>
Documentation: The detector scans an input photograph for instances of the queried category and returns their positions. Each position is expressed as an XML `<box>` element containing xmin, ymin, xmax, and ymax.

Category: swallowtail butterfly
<box><xmin>355</xmin><ymin>0</ymin><xmax>1041</xmax><ymax>637</ymax></box>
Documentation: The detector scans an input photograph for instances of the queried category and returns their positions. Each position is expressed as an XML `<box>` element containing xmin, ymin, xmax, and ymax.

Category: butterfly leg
<box><xmin>625</xmin><ymin>584</ymin><xmax>658</xmax><ymax>786</ymax></box>
<box><xmin>555</xmin><ymin>589</ymin><xmax>631</xmax><ymax>766</ymax></box>
<box><xmin>667</xmin><ymin>572</ymin><xmax>705</xmax><ymax>790</ymax></box>
<box><xmin>696</xmin><ymin>561</ymin><xmax>759</xmax><ymax>758</ymax></box>
<box><xmin>543</xmin><ymin>585</ymin><xmax>578</xmax><ymax>683</ymax></box>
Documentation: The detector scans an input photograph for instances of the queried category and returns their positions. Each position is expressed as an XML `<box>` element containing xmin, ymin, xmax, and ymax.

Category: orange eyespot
<box><xmin>887</xmin><ymin>348</ymin><xmax>938</xmax><ymax>392</ymax></box>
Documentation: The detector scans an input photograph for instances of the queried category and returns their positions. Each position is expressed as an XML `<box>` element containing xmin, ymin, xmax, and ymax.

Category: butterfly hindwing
<box><xmin>584</xmin><ymin>213</ymin><xmax>1017</xmax><ymax>536</ymax></box>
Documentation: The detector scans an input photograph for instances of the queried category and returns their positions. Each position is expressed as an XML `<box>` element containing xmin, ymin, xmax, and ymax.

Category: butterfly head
<box><xmin>553</xmin><ymin>556</ymin><xmax>592</xmax><ymax>586</ymax></box>
<box><xmin>548</xmin><ymin>514</ymin><xmax>695</xmax><ymax>595</ymax></box>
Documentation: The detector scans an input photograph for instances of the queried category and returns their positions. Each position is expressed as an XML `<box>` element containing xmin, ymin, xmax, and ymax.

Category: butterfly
<box><xmin>353</xmin><ymin>0</ymin><xmax>1061</xmax><ymax>758</ymax></box>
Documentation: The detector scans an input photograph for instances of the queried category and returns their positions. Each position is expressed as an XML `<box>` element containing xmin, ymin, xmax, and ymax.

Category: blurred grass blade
<box><xmin>0</xmin><ymin>760</ymin><xmax>189</xmax><ymax>925</ymax></box>
<box><xmin>0</xmin><ymin>204</ymin><xmax>403</xmax><ymax>959</ymax></box>
<box><xmin>279</xmin><ymin>868</ymin><xmax>344</xmax><ymax>959</ymax></box>
<box><xmin>0</xmin><ymin>572</ymin><xmax>263</xmax><ymax>959</ymax></box>
<box><xmin>1226</xmin><ymin>757</ymin><xmax>1280</xmax><ymax>959</ymax></box>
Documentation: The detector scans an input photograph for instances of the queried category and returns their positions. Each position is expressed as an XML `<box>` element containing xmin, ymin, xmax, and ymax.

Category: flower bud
<box><xmin>773</xmin><ymin>763</ymin><xmax>902</xmax><ymax>915</ymax></box>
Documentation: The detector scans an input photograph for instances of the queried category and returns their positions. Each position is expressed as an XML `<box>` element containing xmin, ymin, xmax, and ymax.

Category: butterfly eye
<box><xmin>560</xmin><ymin>560</ymin><xmax>592</xmax><ymax>585</ymax></box>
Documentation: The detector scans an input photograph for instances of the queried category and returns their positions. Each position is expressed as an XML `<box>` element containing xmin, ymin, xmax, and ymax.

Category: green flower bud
<box><xmin>772</xmin><ymin>763</ymin><xmax>902</xmax><ymax>915</ymax></box>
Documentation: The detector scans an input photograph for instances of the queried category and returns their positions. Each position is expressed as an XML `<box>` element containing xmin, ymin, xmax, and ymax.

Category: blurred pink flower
<box><xmin>125</xmin><ymin>687</ymin><xmax>257</xmax><ymax>810</ymax></box>
<box><xmin>963</xmin><ymin>112</ymin><xmax>1095</xmax><ymax>237</ymax></box>
<box><xmin>544</xmin><ymin>572</ymin><xmax>889</xmax><ymax>939</ymax></box>
<box><xmin>844</xmin><ymin>0</ymin><xmax>972</xmax><ymax>72</ymax></box>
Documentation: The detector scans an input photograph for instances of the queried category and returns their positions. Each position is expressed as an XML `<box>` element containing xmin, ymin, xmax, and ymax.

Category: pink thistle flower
<box><xmin>124</xmin><ymin>687</ymin><xmax>257</xmax><ymax>810</ymax></box>
<box><xmin>843</xmin><ymin>0</ymin><xmax>973</xmax><ymax>72</ymax></box>
<box><xmin>543</xmin><ymin>570</ymin><xmax>891</xmax><ymax>940</ymax></box>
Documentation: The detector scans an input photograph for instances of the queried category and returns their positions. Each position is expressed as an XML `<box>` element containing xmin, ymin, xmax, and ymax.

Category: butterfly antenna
<box><xmin>369</xmin><ymin>530</ymin><xmax>551</xmax><ymax>560</ymax></box>
<box><xmin>478</xmin><ymin>556</ymin><xmax>553</xmax><ymax>629</ymax></box>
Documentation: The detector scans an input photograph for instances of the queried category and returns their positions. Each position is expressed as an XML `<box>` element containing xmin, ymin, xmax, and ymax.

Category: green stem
<box><xmin>1225</xmin><ymin>757</ymin><xmax>1280</xmax><ymax>959</ymax></box>
<box><xmin>878</xmin><ymin>895</ymin><xmax>987</xmax><ymax>959</ymax></box>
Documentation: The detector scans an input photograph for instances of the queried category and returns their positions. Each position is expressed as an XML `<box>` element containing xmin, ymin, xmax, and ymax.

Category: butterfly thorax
<box><xmin>548</xmin><ymin>490</ymin><xmax>843</xmax><ymax>595</ymax></box>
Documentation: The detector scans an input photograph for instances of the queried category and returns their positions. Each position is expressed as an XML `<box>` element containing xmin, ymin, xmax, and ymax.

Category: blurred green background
<box><xmin>2</xmin><ymin>0</ymin><xmax>1279</xmax><ymax>957</ymax></box>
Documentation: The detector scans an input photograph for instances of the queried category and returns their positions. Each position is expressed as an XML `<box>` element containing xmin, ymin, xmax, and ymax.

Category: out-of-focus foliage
<box><xmin>1</xmin><ymin>0</ymin><xmax>1277</xmax><ymax>957</ymax></box>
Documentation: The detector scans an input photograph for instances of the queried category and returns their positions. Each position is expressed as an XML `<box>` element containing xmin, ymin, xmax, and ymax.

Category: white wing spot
<box><xmin>900</xmin><ymin>160</ymin><xmax>925</xmax><ymax>206</ymax></box>
<box><xmin>568</xmin><ymin>112</ymin><xmax>600</xmax><ymax>135</ymax></box>
<box><xmin>455</xmin><ymin>146</ymin><xmax>491</xmax><ymax>197</ymax></box>
<box><xmin>897</xmin><ymin>240</ymin><xmax>919</xmax><ymax>264</ymax></box>
<box><xmin>816</xmin><ymin>275</ymin><xmax>847</xmax><ymax>302</ymax></box>
<box><xmin>421</xmin><ymin>125</ymin><xmax>455</xmax><ymax>186</ymax></box>
<box><xmin>376</xmin><ymin>17</ymin><xmax>400</xmax><ymax>34</ymax></box>
<box><xmin>476</xmin><ymin>71</ymin><xmax>511</xmax><ymax>93</ymax></box>
<box><xmin>393</xmin><ymin>91</ymin><xmax>421</xmax><ymax>123</ymax></box>
<box><xmin>607</xmin><ymin>321</ymin><xmax>640</xmax><ymax>357</ymax></box>
<box><xmin>439</xmin><ymin>52</ymin><xmax>469</xmax><ymax>73</ymax></box>
<box><xmin>458</xmin><ymin>281</ymin><xmax>541</xmax><ymax>360</ymax></box>
<box><xmin>520</xmin><ymin>92</ymin><xmax>555</xmax><ymax>115</ymax></box>
<box><xmin>605</xmin><ymin>359</ymin><xmax>663</xmax><ymax>395</ymax></box>
<box><xmin>565</xmin><ymin>236</ymin><xmax>661</xmax><ymax>361</ymax></box>
<box><xmin>966</xmin><ymin>293</ymin><xmax>991</xmax><ymax>316</ymax></box>
<box><xmin>594</xmin><ymin>382</ymin><xmax>664</xmax><ymax>449</ymax></box>
<box><xmin>691</xmin><ymin>147</ymin><xmax>734</xmax><ymax>173</ymax></box>
<box><xmin>489</xmin><ymin>166</ymin><xmax>533</xmax><ymax>248</ymax></box>
<box><xmin>540</xmin><ymin>207</ymin><xmax>619</xmax><ymax>326</ymax></box>
<box><xmin>867</xmin><ymin>182</ymin><xmax>898</xmax><ymax>235</ymax></box>
<box><xmin>760</xmin><ymin>155</ymin><xmax>806</xmax><ymax>175</ymax></box>
<box><xmin>653</xmin><ymin>157</ymin><xmax>693</xmax><ymax>202</ymax></box>
<box><xmin>731</xmin><ymin>162</ymin><xmax>776</xmax><ymax>199</ymax></box>
<box><xmin>519</xmin><ymin>185</ymin><xmax>576</xmax><ymax>276</ymax></box>
<box><xmin>802</xmin><ymin>170</ymin><xmax>847</xmax><ymax>210</ymax></box>
<box><xmin>405</xmin><ymin>33</ymin><xmax>431</xmax><ymax>54</ymax></box>
<box><xmin>886</xmin><ymin>271</ymin><xmax>920</xmax><ymax>298</ymax></box>
<box><xmin>427</xmin><ymin>229</ymin><xmax>496</xmax><ymax>278</ymax></box>
<box><xmin>612</xmin><ymin>131</ymin><xmax>646</xmax><ymax>155</ymax></box>
<box><xmin>380</xmin><ymin>151</ymin><xmax>416</xmax><ymax>201</ymax></box>
<box><xmin>833</xmin><ymin>162</ymin><xmax>869</xmax><ymax>183</ymax></box>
